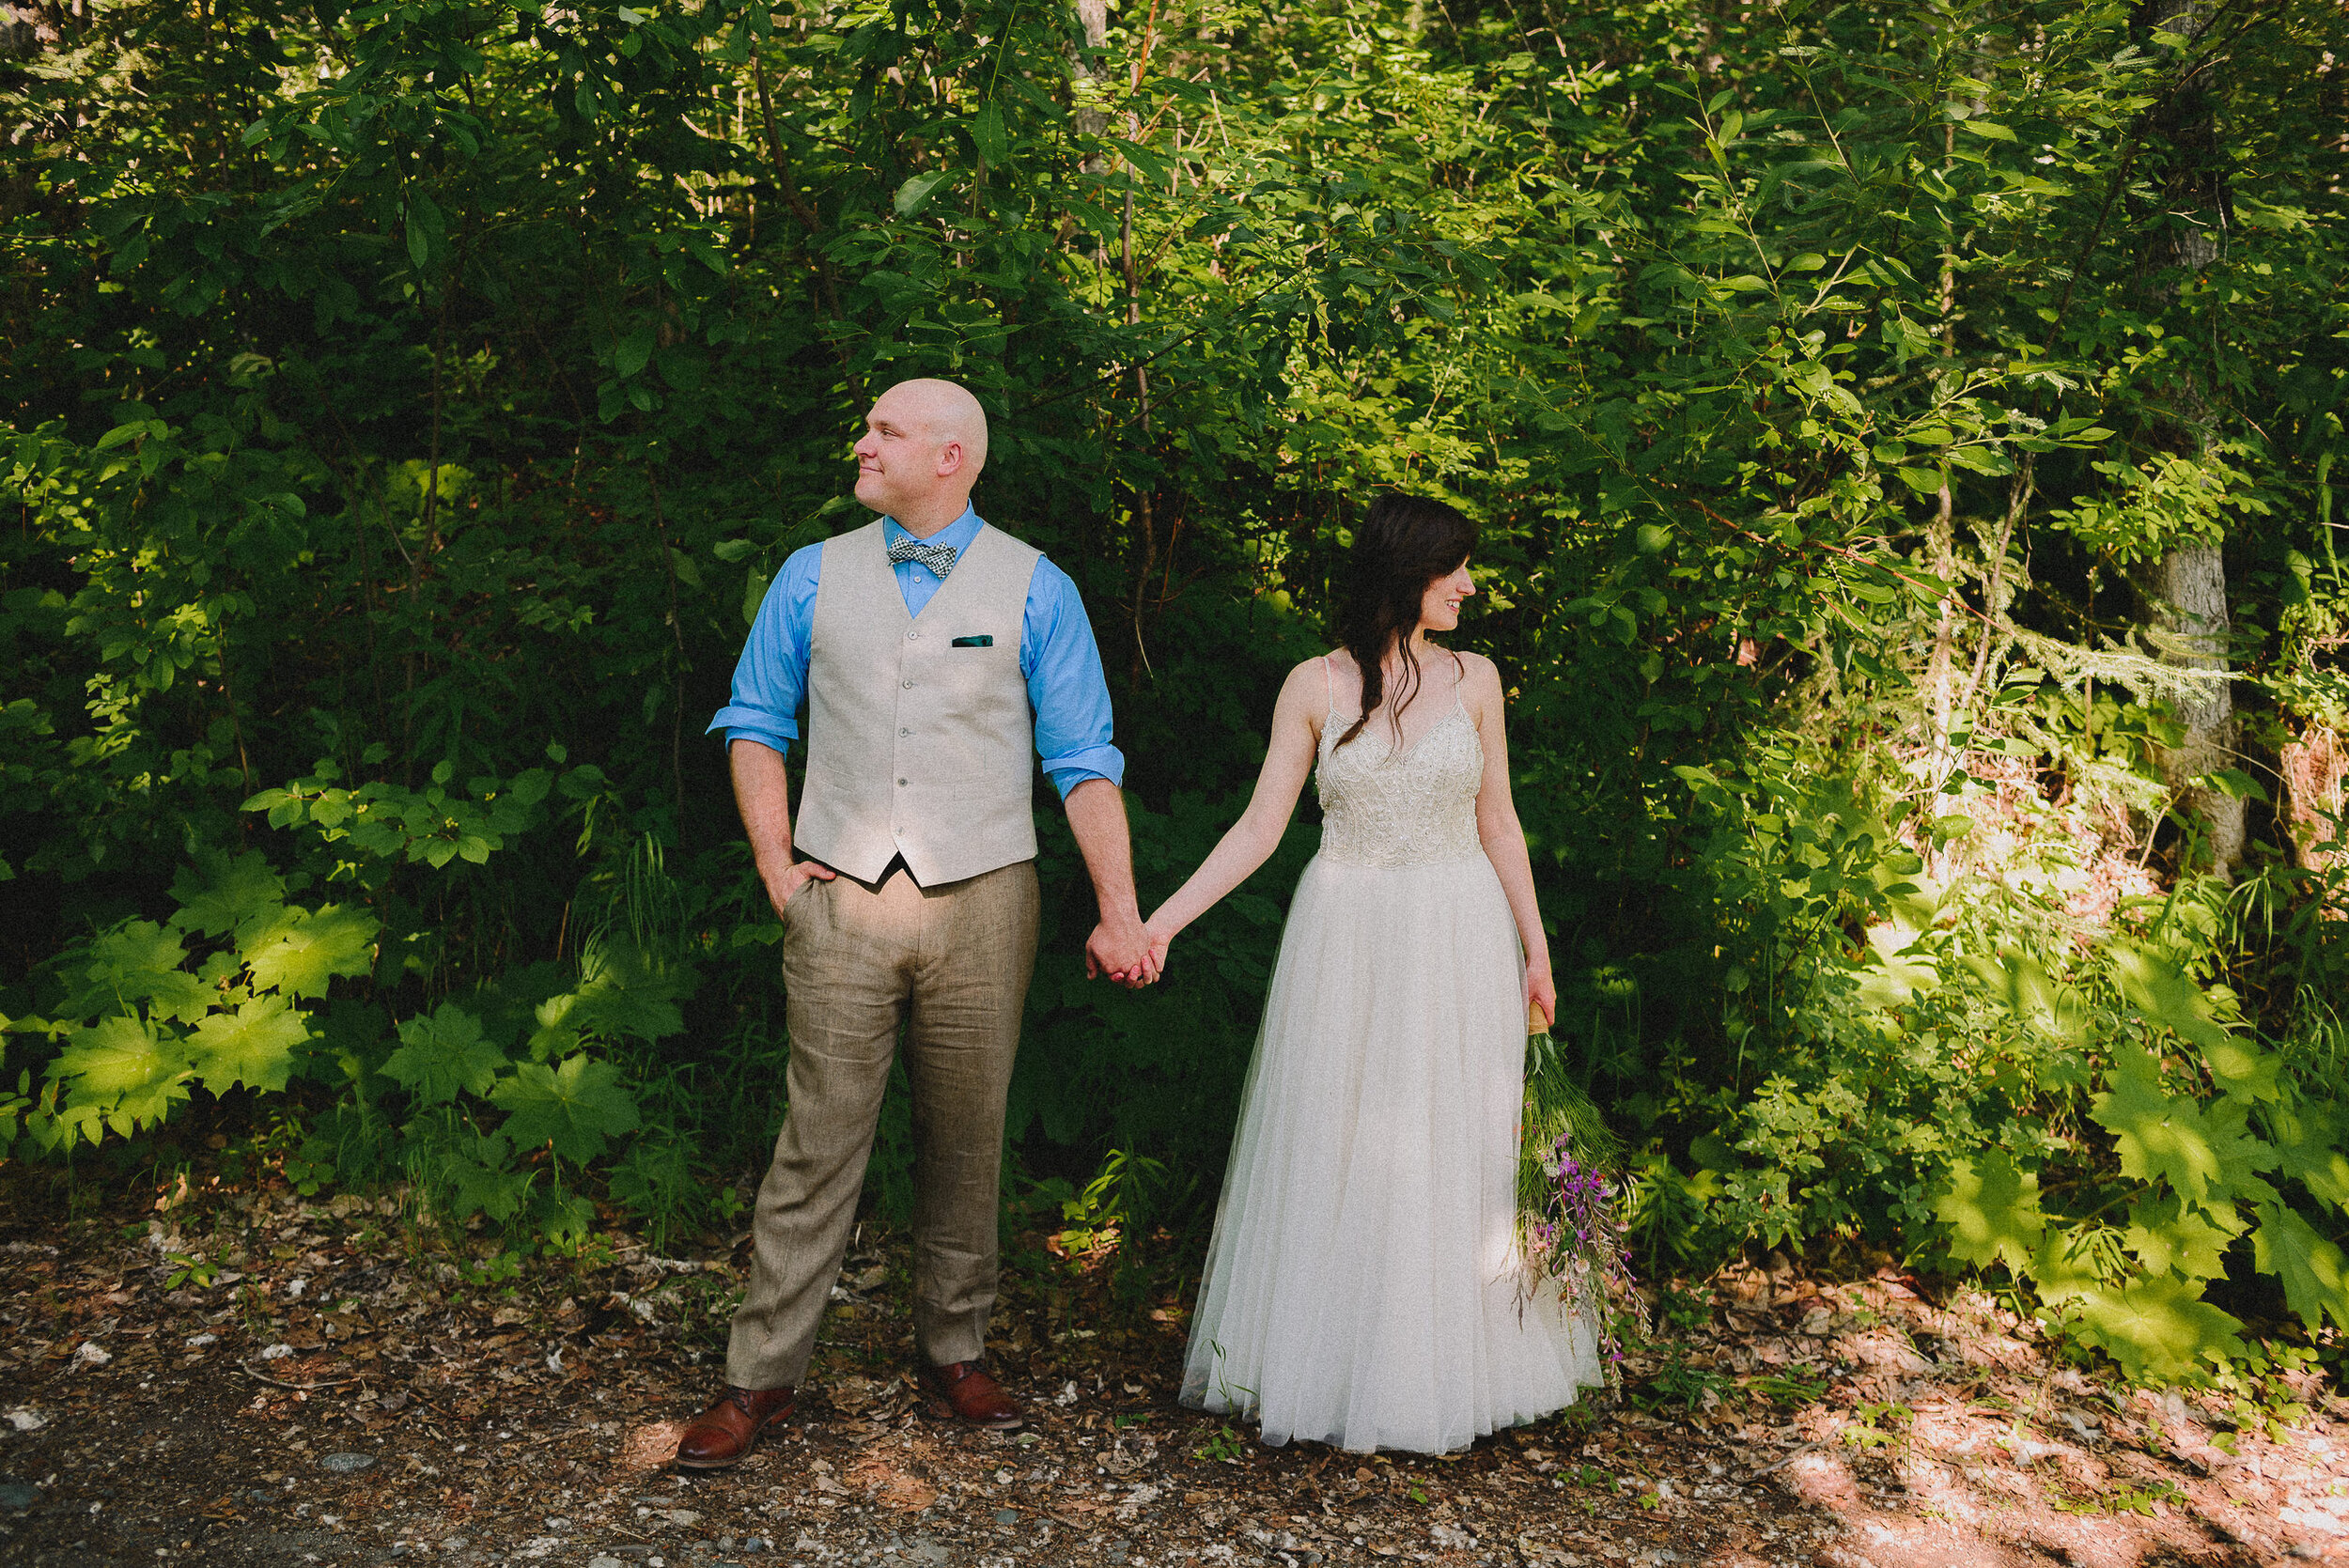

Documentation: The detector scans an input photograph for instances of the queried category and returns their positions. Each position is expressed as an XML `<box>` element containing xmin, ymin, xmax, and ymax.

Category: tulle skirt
<box><xmin>1178</xmin><ymin>850</ymin><xmax>1602</xmax><ymax>1454</ymax></box>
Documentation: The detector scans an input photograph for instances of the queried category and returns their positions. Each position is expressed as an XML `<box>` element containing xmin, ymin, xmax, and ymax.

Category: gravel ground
<box><xmin>3</xmin><ymin>1179</ymin><xmax>2343</xmax><ymax>1567</ymax></box>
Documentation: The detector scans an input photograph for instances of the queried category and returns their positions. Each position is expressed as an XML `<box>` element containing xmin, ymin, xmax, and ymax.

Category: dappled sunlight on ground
<box><xmin>3</xmin><ymin>1182</ymin><xmax>2343</xmax><ymax>1566</ymax></box>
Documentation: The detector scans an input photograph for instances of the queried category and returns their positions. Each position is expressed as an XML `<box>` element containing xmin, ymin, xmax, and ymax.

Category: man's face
<box><xmin>852</xmin><ymin>390</ymin><xmax>935</xmax><ymax>516</ymax></box>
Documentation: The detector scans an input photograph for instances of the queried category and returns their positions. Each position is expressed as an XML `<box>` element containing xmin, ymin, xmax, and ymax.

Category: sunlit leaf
<box><xmin>1934</xmin><ymin>1148</ymin><xmax>2044</xmax><ymax>1270</ymax></box>
<box><xmin>241</xmin><ymin>905</ymin><xmax>381</xmax><ymax>999</ymax></box>
<box><xmin>2252</xmin><ymin>1202</ymin><xmax>2349</xmax><ymax>1333</ymax></box>
<box><xmin>187</xmin><ymin>993</ymin><xmax>309</xmax><ymax>1094</ymax></box>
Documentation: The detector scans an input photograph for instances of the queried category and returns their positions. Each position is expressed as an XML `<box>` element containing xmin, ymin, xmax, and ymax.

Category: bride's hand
<box><xmin>1525</xmin><ymin>958</ymin><xmax>1557</xmax><ymax>1033</ymax></box>
<box><xmin>1143</xmin><ymin>919</ymin><xmax>1175</xmax><ymax>980</ymax></box>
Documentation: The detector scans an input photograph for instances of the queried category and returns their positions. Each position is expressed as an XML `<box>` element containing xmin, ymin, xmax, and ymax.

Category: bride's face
<box><xmin>1417</xmin><ymin>560</ymin><xmax>1475</xmax><ymax>633</ymax></box>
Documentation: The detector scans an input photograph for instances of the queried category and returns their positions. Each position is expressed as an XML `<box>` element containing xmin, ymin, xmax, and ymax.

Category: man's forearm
<box><xmin>1063</xmin><ymin>777</ymin><xmax>1141</xmax><ymax>923</ymax></box>
<box><xmin>728</xmin><ymin>739</ymin><xmax>797</xmax><ymax>873</ymax></box>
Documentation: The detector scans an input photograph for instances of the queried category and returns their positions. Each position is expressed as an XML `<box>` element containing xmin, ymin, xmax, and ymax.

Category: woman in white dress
<box><xmin>1145</xmin><ymin>495</ymin><xmax>1601</xmax><ymax>1455</ymax></box>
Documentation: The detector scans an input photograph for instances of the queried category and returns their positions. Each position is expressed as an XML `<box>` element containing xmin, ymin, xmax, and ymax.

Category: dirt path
<box><xmin>2</xmin><ymin>1184</ymin><xmax>2342</xmax><ymax>1568</ymax></box>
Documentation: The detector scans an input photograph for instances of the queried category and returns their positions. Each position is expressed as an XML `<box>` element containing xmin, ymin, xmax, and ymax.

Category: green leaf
<box><xmin>2123</xmin><ymin>1190</ymin><xmax>2242</xmax><ymax>1282</ymax></box>
<box><xmin>69</xmin><ymin>920</ymin><xmax>210</xmax><ymax>1023</ymax></box>
<box><xmin>241</xmin><ymin>905</ymin><xmax>381</xmax><ymax>1000</ymax></box>
<box><xmin>2025</xmin><ymin>1224</ymin><xmax>2109</xmax><ymax>1307</ymax></box>
<box><xmin>491</xmin><ymin>1053</ymin><xmax>640</xmax><ymax>1163</ymax></box>
<box><xmin>168</xmin><ymin>850</ymin><xmax>287</xmax><ymax>939</ymax></box>
<box><xmin>52</xmin><ymin>1015</ymin><xmax>194</xmax><ymax>1137</ymax></box>
<box><xmin>443</xmin><ymin>1129</ymin><xmax>534</xmax><ymax>1223</ymax></box>
<box><xmin>894</xmin><ymin>171</ymin><xmax>951</xmax><ymax>217</ymax></box>
<box><xmin>187</xmin><ymin>993</ymin><xmax>310</xmax><ymax>1094</ymax></box>
<box><xmin>2092</xmin><ymin>1052</ymin><xmax>2224</xmax><ymax>1204</ymax></box>
<box><xmin>972</xmin><ymin>101</ymin><xmax>1009</xmax><ymax>165</ymax></box>
<box><xmin>2252</xmin><ymin>1202</ymin><xmax>2349</xmax><ymax>1333</ymax></box>
<box><xmin>1962</xmin><ymin>951</ymin><xmax>2088</xmax><ymax>1044</ymax></box>
<box><xmin>2272</xmin><ymin>1103</ymin><xmax>2349</xmax><ymax>1212</ymax></box>
<box><xmin>2112</xmin><ymin>946</ymin><xmax>2232</xmax><ymax>1053</ymax></box>
<box><xmin>1934</xmin><ymin>1148</ymin><xmax>2045</xmax><ymax>1270</ymax></box>
<box><xmin>614</xmin><ymin>323</ymin><xmax>656</xmax><ymax>379</ymax></box>
<box><xmin>1959</xmin><ymin>119</ymin><xmax>2018</xmax><ymax>141</ymax></box>
<box><xmin>2070</xmin><ymin>1275</ymin><xmax>2247</xmax><ymax>1383</ymax></box>
<box><xmin>680</xmin><ymin>232</ymin><xmax>728</xmax><ymax>277</ymax></box>
<box><xmin>381</xmin><ymin>1002</ymin><xmax>507</xmax><ymax>1106</ymax></box>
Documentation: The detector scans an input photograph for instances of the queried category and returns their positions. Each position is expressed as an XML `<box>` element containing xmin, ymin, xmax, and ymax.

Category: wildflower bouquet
<box><xmin>1518</xmin><ymin>1021</ymin><xmax>1643</xmax><ymax>1378</ymax></box>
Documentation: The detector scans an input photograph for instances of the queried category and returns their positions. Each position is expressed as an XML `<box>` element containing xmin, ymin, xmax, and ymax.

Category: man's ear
<box><xmin>936</xmin><ymin>440</ymin><xmax>966</xmax><ymax>478</ymax></box>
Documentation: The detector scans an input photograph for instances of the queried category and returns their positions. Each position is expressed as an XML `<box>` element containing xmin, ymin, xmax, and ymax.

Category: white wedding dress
<box><xmin>1179</xmin><ymin>660</ymin><xmax>1601</xmax><ymax>1453</ymax></box>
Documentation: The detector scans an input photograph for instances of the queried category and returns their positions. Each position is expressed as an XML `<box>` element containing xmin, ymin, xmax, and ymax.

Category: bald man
<box><xmin>684</xmin><ymin>379</ymin><xmax>1153</xmax><ymax>1466</ymax></box>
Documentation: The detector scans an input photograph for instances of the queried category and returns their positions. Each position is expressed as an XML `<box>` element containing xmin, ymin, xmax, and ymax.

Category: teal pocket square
<box><xmin>951</xmin><ymin>634</ymin><xmax>994</xmax><ymax>647</ymax></box>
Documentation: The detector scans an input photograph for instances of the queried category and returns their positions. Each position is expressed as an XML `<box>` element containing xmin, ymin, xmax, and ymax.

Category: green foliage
<box><xmin>0</xmin><ymin>0</ymin><xmax>2344</xmax><ymax>1389</ymax></box>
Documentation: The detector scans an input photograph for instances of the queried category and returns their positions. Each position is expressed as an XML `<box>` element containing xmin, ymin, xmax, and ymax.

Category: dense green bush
<box><xmin>3</xmin><ymin>0</ymin><xmax>2346</xmax><ymax>1383</ymax></box>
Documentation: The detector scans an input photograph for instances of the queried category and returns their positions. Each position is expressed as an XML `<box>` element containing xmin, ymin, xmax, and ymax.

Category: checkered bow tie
<box><xmin>885</xmin><ymin>533</ymin><xmax>959</xmax><ymax>579</ymax></box>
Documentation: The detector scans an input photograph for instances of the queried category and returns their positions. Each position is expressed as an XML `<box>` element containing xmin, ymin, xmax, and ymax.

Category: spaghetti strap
<box><xmin>1321</xmin><ymin>654</ymin><xmax>1336</xmax><ymax>722</ymax></box>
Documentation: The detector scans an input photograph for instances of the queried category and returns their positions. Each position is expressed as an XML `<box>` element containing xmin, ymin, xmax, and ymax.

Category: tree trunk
<box><xmin>2154</xmin><ymin>542</ymin><xmax>2243</xmax><ymax>866</ymax></box>
<box><xmin>2141</xmin><ymin>0</ymin><xmax>2245</xmax><ymax>872</ymax></box>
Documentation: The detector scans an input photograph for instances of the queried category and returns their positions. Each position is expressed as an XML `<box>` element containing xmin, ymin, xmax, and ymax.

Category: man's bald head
<box><xmin>852</xmin><ymin>379</ymin><xmax>991</xmax><ymax>535</ymax></box>
<box><xmin>884</xmin><ymin>378</ymin><xmax>989</xmax><ymax>475</ymax></box>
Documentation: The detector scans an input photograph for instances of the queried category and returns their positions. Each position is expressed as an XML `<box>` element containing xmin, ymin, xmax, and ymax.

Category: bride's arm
<box><xmin>1143</xmin><ymin>660</ymin><xmax>1326</xmax><ymax>953</ymax></box>
<box><xmin>1466</xmin><ymin>654</ymin><xmax>1557</xmax><ymax>1028</ymax></box>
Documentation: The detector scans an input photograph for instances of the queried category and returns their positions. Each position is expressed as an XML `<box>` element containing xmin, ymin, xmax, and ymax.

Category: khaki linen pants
<box><xmin>724</xmin><ymin>859</ymin><xmax>1041</xmax><ymax>1390</ymax></box>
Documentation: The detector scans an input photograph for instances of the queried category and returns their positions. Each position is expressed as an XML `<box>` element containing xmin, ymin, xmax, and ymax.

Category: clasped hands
<box><xmin>1085</xmin><ymin>914</ymin><xmax>1175</xmax><ymax>990</ymax></box>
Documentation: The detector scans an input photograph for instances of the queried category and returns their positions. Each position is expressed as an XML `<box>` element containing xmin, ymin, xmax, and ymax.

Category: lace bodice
<box><xmin>1316</xmin><ymin>666</ymin><xmax>1486</xmax><ymax>870</ymax></box>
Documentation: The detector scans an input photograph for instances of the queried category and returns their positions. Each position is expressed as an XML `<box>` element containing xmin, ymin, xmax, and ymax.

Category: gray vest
<box><xmin>794</xmin><ymin>520</ymin><xmax>1043</xmax><ymax>886</ymax></box>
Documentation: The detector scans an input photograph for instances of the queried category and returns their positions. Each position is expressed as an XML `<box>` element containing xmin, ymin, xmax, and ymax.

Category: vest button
<box><xmin>902</xmin><ymin>679</ymin><xmax>913</xmax><ymax>689</ymax></box>
<box><xmin>897</xmin><ymin>778</ymin><xmax>908</xmax><ymax>786</ymax></box>
<box><xmin>899</xmin><ymin>727</ymin><xmax>910</xmax><ymax>737</ymax></box>
<box><xmin>907</xmin><ymin>630</ymin><xmax>920</xmax><ymax>640</ymax></box>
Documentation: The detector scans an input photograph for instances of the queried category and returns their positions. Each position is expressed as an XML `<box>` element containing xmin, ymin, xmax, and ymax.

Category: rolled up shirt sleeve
<box><xmin>708</xmin><ymin>541</ymin><xmax>823</xmax><ymax>756</ymax></box>
<box><xmin>1021</xmin><ymin>557</ymin><xmax>1126</xmax><ymax>798</ymax></box>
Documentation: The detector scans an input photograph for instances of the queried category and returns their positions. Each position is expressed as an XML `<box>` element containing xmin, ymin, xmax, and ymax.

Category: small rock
<box><xmin>3</xmin><ymin>1409</ymin><xmax>45</xmax><ymax>1433</ymax></box>
<box><xmin>249</xmin><ymin>1489</ymin><xmax>279</xmax><ymax>1505</ymax></box>
<box><xmin>547</xmin><ymin>1517</ymin><xmax>572</xmax><ymax>1530</ymax></box>
<box><xmin>588</xmin><ymin>1558</ymin><xmax>623</xmax><ymax>1568</ymax></box>
<box><xmin>258</xmin><ymin>1343</ymin><xmax>296</xmax><ymax>1361</ymax></box>
<box><xmin>70</xmin><ymin>1342</ymin><xmax>111</xmax><ymax>1369</ymax></box>
<box><xmin>994</xmin><ymin>1509</ymin><xmax>1019</xmax><ymax>1526</ymax></box>
<box><xmin>739</xmin><ymin>1539</ymin><xmax>765</xmax><ymax>1554</ymax></box>
<box><xmin>665</xmin><ymin>1510</ymin><xmax>701</xmax><ymax>1527</ymax></box>
<box><xmin>440</xmin><ymin>1537</ymin><xmax>468</xmax><ymax>1551</ymax></box>
<box><xmin>0</xmin><ymin>1483</ymin><xmax>36</xmax><ymax>1512</ymax></box>
<box><xmin>185</xmin><ymin>1333</ymin><xmax>217</xmax><ymax>1349</ymax></box>
<box><xmin>610</xmin><ymin>1548</ymin><xmax>655</xmax><ymax>1560</ymax></box>
<box><xmin>320</xmin><ymin>1452</ymin><xmax>378</xmax><ymax>1474</ymax></box>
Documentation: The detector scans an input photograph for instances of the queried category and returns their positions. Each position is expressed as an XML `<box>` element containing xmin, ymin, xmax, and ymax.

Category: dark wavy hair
<box><xmin>1332</xmin><ymin>494</ymin><xmax>1478</xmax><ymax>750</ymax></box>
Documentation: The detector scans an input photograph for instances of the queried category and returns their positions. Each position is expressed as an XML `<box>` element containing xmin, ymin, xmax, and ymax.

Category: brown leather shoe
<box><xmin>675</xmin><ymin>1385</ymin><xmax>795</xmax><ymax>1470</ymax></box>
<box><xmin>919</xmin><ymin>1360</ymin><xmax>1023</xmax><ymax>1430</ymax></box>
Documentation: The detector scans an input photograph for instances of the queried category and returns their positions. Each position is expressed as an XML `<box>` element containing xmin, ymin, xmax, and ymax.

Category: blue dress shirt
<box><xmin>708</xmin><ymin>507</ymin><xmax>1126</xmax><ymax>799</ymax></box>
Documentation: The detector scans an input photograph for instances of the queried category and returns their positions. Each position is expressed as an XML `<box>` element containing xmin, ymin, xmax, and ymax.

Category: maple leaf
<box><xmin>167</xmin><ymin>850</ymin><xmax>286</xmax><ymax>940</ymax></box>
<box><xmin>2123</xmin><ymin>1190</ymin><xmax>2242</xmax><ymax>1282</ymax></box>
<box><xmin>491</xmin><ymin>1053</ymin><xmax>640</xmax><ymax>1164</ymax></box>
<box><xmin>2112</xmin><ymin>946</ymin><xmax>2233</xmax><ymax>1053</ymax></box>
<box><xmin>187</xmin><ymin>993</ymin><xmax>310</xmax><ymax>1094</ymax></box>
<box><xmin>2092</xmin><ymin>1061</ymin><xmax>2224</xmax><ymax>1205</ymax></box>
<box><xmin>50</xmin><ymin>1014</ymin><xmax>194</xmax><ymax>1138</ymax></box>
<box><xmin>2252</xmin><ymin>1202</ymin><xmax>2349</xmax><ymax>1334</ymax></box>
<box><xmin>381</xmin><ymin>1003</ymin><xmax>507</xmax><ymax>1106</ymax></box>
<box><xmin>2271</xmin><ymin>1103</ymin><xmax>2349</xmax><ymax>1214</ymax></box>
<box><xmin>2070</xmin><ymin>1276</ymin><xmax>2247</xmax><ymax>1383</ymax></box>
<box><xmin>241</xmin><ymin>905</ymin><xmax>380</xmax><ymax>999</ymax></box>
<box><xmin>62</xmin><ymin>921</ymin><xmax>208</xmax><ymax>1023</ymax></box>
<box><xmin>1933</xmin><ymin>1149</ymin><xmax>2045</xmax><ymax>1271</ymax></box>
